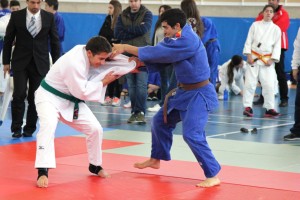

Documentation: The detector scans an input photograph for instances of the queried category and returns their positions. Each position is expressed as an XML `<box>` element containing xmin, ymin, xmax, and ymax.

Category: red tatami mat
<box><xmin>0</xmin><ymin>136</ymin><xmax>299</xmax><ymax>199</ymax></box>
<box><xmin>57</xmin><ymin>152</ymin><xmax>300</xmax><ymax>192</ymax></box>
<box><xmin>1</xmin><ymin>170</ymin><xmax>299</xmax><ymax>200</ymax></box>
<box><xmin>0</xmin><ymin>136</ymin><xmax>142</xmax><ymax>162</ymax></box>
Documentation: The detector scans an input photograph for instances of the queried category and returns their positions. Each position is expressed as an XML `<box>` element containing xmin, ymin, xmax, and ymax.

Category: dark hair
<box><xmin>180</xmin><ymin>0</ymin><xmax>204</xmax><ymax>38</ymax></box>
<box><xmin>154</xmin><ymin>5</ymin><xmax>172</xmax><ymax>33</ymax></box>
<box><xmin>86</xmin><ymin>36</ymin><xmax>112</xmax><ymax>55</ymax></box>
<box><xmin>263</xmin><ymin>4</ymin><xmax>275</xmax><ymax>12</ymax></box>
<box><xmin>45</xmin><ymin>0</ymin><xmax>59</xmax><ymax>10</ymax></box>
<box><xmin>9</xmin><ymin>0</ymin><xmax>20</xmax><ymax>7</ymax></box>
<box><xmin>160</xmin><ymin>8</ymin><xmax>186</xmax><ymax>28</ymax></box>
<box><xmin>227</xmin><ymin>55</ymin><xmax>243</xmax><ymax>85</ymax></box>
<box><xmin>110</xmin><ymin>0</ymin><xmax>122</xmax><ymax>30</ymax></box>
<box><xmin>1</xmin><ymin>0</ymin><xmax>9</xmax><ymax>8</ymax></box>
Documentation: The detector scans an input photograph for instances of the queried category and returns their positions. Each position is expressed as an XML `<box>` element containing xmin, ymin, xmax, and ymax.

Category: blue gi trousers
<box><xmin>150</xmin><ymin>92</ymin><xmax>221</xmax><ymax>178</ymax></box>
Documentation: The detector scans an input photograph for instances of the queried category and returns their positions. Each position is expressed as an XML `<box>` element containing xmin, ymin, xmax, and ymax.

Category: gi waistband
<box><xmin>251</xmin><ymin>50</ymin><xmax>272</xmax><ymax>65</ymax></box>
<box><xmin>163</xmin><ymin>79</ymin><xmax>210</xmax><ymax>123</ymax></box>
<box><xmin>40</xmin><ymin>79</ymin><xmax>84</xmax><ymax>120</ymax></box>
<box><xmin>204</xmin><ymin>38</ymin><xmax>217</xmax><ymax>47</ymax></box>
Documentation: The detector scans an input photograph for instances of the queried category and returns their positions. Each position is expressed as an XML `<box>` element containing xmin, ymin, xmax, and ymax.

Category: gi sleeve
<box><xmin>292</xmin><ymin>28</ymin><xmax>300</xmax><ymax>69</ymax></box>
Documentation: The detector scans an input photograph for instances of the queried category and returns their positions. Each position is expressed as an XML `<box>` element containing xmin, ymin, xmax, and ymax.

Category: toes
<box><xmin>98</xmin><ymin>170</ymin><xmax>110</xmax><ymax>178</ymax></box>
<box><xmin>37</xmin><ymin>176</ymin><xmax>48</xmax><ymax>188</ymax></box>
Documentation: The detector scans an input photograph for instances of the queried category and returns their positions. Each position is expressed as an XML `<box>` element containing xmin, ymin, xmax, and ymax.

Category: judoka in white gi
<box><xmin>243</xmin><ymin>4</ymin><xmax>281</xmax><ymax>117</ymax></box>
<box><xmin>218</xmin><ymin>55</ymin><xmax>246</xmax><ymax>100</ymax></box>
<box><xmin>113</xmin><ymin>9</ymin><xmax>221</xmax><ymax>188</ymax></box>
<box><xmin>35</xmin><ymin>36</ymin><xmax>136</xmax><ymax>188</ymax></box>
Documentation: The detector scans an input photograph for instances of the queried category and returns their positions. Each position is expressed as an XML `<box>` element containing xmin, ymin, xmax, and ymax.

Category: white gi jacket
<box><xmin>218</xmin><ymin>60</ymin><xmax>247</xmax><ymax>95</ymax></box>
<box><xmin>0</xmin><ymin>14</ymin><xmax>11</xmax><ymax>37</ymax></box>
<box><xmin>292</xmin><ymin>28</ymin><xmax>300</xmax><ymax>70</ymax></box>
<box><xmin>243</xmin><ymin>20</ymin><xmax>281</xmax><ymax>64</ymax></box>
<box><xmin>35</xmin><ymin>45</ymin><xmax>136</xmax><ymax>122</ymax></box>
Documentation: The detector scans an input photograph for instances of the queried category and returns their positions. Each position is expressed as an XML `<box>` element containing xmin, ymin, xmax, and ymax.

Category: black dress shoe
<box><xmin>22</xmin><ymin>132</ymin><xmax>33</xmax><ymax>137</ymax></box>
<box><xmin>12</xmin><ymin>132</ymin><xmax>22</xmax><ymax>138</ymax></box>
<box><xmin>279</xmin><ymin>101</ymin><xmax>288</xmax><ymax>107</ymax></box>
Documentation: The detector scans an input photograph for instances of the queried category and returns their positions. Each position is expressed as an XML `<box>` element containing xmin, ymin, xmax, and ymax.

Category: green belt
<box><xmin>40</xmin><ymin>79</ymin><xmax>84</xmax><ymax>119</ymax></box>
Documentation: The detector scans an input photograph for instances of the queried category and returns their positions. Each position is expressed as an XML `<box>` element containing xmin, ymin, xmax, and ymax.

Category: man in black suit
<box><xmin>2</xmin><ymin>0</ymin><xmax>60</xmax><ymax>138</ymax></box>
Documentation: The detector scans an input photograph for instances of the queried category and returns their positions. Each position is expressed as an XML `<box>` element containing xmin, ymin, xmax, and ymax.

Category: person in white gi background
<box><xmin>34</xmin><ymin>36</ymin><xmax>136</xmax><ymax>188</ymax></box>
<box><xmin>218</xmin><ymin>55</ymin><xmax>246</xmax><ymax>100</ymax></box>
<box><xmin>242</xmin><ymin>4</ymin><xmax>281</xmax><ymax>118</ymax></box>
<box><xmin>0</xmin><ymin>0</ymin><xmax>20</xmax><ymax>95</ymax></box>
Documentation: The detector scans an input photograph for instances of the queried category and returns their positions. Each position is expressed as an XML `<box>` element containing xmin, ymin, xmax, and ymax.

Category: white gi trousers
<box><xmin>34</xmin><ymin>100</ymin><xmax>103</xmax><ymax>168</ymax></box>
<box><xmin>243</xmin><ymin>63</ymin><xmax>276</xmax><ymax>110</ymax></box>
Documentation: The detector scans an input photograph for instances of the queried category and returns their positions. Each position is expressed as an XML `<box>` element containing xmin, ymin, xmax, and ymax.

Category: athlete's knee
<box><xmin>86</xmin><ymin>123</ymin><xmax>102</xmax><ymax>136</ymax></box>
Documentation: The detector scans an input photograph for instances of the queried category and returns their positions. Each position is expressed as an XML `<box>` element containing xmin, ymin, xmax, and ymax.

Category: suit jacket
<box><xmin>2</xmin><ymin>8</ymin><xmax>60</xmax><ymax>76</ymax></box>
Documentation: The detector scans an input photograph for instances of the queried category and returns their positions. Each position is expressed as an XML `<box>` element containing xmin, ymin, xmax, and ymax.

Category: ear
<box><xmin>175</xmin><ymin>23</ymin><xmax>181</xmax><ymax>31</ymax></box>
<box><xmin>86</xmin><ymin>50</ymin><xmax>93</xmax><ymax>58</ymax></box>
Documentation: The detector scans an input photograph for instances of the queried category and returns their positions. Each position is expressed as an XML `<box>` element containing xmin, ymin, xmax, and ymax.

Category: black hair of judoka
<box><xmin>160</xmin><ymin>8</ymin><xmax>187</xmax><ymax>29</ymax></box>
<box><xmin>86</xmin><ymin>36</ymin><xmax>112</xmax><ymax>55</ymax></box>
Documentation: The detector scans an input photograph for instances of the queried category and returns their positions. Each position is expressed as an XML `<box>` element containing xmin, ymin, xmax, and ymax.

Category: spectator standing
<box><xmin>0</xmin><ymin>0</ymin><xmax>10</xmax><ymax>17</ymax></box>
<box><xmin>99</xmin><ymin>0</ymin><xmax>123</xmax><ymax>107</ymax></box>
<box><xmin>2</xmin><ymin>0</ymin><xmax>60</xmax><ymax>138</ymax></box>
<box><xmin>0</xmin><ymin>0</ymin><xmax>20</xmax><ymax>95</ymax></box>
<box><xmin>254</xmin><ymin>0</ymin><xmax>290</xmax><ymax>107</ymax></box>
<box><xmin>44</xmin><ymin>0</ymin><xmax>65</xmax><ymax>56</ymax></box>
<box><xmin>0</xmin><ymin>0</ymin><xmax>11</xmax><ymax>60</ymax></box>
<box><xmin>114</xmin><ymin>0</ymin><xmax>152</xmax><ymax>123</ymax></box>
<box><xmin>148</xmin><ymin>4</ymin><xmax>177</xmax><ymax>113</ymax></box>
<box><xmin>180</xmin><ymin>0</ymin><xmax>220</xmax><ymax>87</ymax></box>
<box><xmin>242</xmin><ymin>5</ymin><xmax>281</xmax><ymax>118</ymax></box>
<box><xmin>283</xmin><ymin>28</ymin><xmax>300</xmax><ymax>141</ymax></box>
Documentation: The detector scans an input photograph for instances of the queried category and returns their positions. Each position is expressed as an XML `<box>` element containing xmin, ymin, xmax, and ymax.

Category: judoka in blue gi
<box><xmin>201</xmin><ymin>17</ymin><xmax>221</xmax><ymax>87</ymax></box>
<box><xmin>112</xmin><ymin>9</ymin><xmax>221</xmax><ymax>188</ymax></box>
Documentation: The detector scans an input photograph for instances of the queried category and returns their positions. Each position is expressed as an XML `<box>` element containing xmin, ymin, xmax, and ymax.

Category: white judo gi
<box><xmin>243</xmin><ymin>20</ymin><xmax>281</xmax><ymax>110</ymax></box>
<box><xmin>0</xmin><ymin>14</ymin><xmax>11</xmax><ymax>93</ymax></box>
<box><xmin>34</xmin><ymin>45</ymin><xmax>135</xmax><ymax>168</ymax></box>
<box><xmin>218</xmin><ymin>60</ymin><xmax>247</xmax><ymax>98</ymax></box>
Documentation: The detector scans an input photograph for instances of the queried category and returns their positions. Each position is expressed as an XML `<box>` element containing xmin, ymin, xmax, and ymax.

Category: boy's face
<box><xmin>11</xmin><ymin>5</ymin><xmax>20</xmax><ymax>12</ymax></box>
<box><xmin>162</xmin><ymin>21</ymin><xmax>179</xmax><ymax>38</ymax></box>
<box><xmin>87</xmin><ymin>51</ymin><xmax>110</xmax><ymax>68</ymax></box>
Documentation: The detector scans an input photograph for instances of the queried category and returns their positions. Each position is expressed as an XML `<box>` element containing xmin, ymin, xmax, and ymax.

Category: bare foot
<box><xmin>98</xmin><ymin>169</ymin><xmax>111</xmax><ymax>178</ymax></box>
<box><xmin>37</xmin><ymin>175</ymin><xmax>48</xmax><ymax>188</ymax></box>
<box><xmin>196</xmin><ymin>177</ymin><xmax>220</xmax><ymax>188</ymax></box>
<box><xmin>134</xmin><ymin>158</ymin><xmax>160</xmax><ymax>169</ymax></box>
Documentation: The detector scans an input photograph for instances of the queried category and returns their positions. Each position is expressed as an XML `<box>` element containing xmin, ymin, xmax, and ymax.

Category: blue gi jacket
<box><xmin>138</xmin><ymin>24</ymin><xmax>218</xmax><ymax>112</ymax></box>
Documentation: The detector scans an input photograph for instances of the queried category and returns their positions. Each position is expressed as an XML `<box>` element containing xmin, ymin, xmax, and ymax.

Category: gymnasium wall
<box><xmin>59</xmin><ymin>12</ymin><xmax>300</xmax><ymax>72</ymax></box>
<box><xmin>17</xmin><ymin>1</ymin><xmax>300</xmax><ymax>71</ymax></box>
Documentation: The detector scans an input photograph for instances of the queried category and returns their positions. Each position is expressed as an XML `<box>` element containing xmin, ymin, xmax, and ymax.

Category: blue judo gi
<box><xmin>138</xmin><ymin>24</ymin><xmax>221</xmax><ymax>178</ymax></box>
<box><xmin>54</xmin><ymin>12</ymin><xmax>65</xmax><ymax>56</ymax></box>
<box><xmin>201</xmin><ymin>17</ymin><xmax>221</xmax><ymax>87</ymax></box>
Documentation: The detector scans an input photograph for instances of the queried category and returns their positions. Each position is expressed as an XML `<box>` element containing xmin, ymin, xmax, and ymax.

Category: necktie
<box><xmin>28</xmin><ymin>16</ymin><xmax>37</xmax><ymax>37</ymax></box>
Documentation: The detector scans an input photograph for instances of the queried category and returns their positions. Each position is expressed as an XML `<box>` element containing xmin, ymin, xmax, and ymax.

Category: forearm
<box><xmin>123</xmin><ymin>44</ymin><xmax>139</xmax><ymax>56</ymax></box>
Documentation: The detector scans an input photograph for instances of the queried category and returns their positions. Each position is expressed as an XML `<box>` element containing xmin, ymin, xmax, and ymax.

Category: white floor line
<box><xmin>207</xmin><ymin>122</ymin><xmax>294</xmax><ymax>138</ymax></box>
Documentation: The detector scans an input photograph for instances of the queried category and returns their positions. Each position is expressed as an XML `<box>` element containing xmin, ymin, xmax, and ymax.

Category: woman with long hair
<box><xmin>180</xmin><ymin>0</ymin><xmax>204</xmax><ymax>38</ymax></box>
<box><xmin>98</xmin><ymin>0</ymin><xmax>123</xmax><ymax>106</ymax></box>
<box><xmin>180</xmin><ymin>0</ymin><xmax>220</xmax><ymax>87</ymax></box>
<box><xmin>218</xmin><ymin>55</ymin><xmax>246</xmax><ymax>100</ymax></box>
